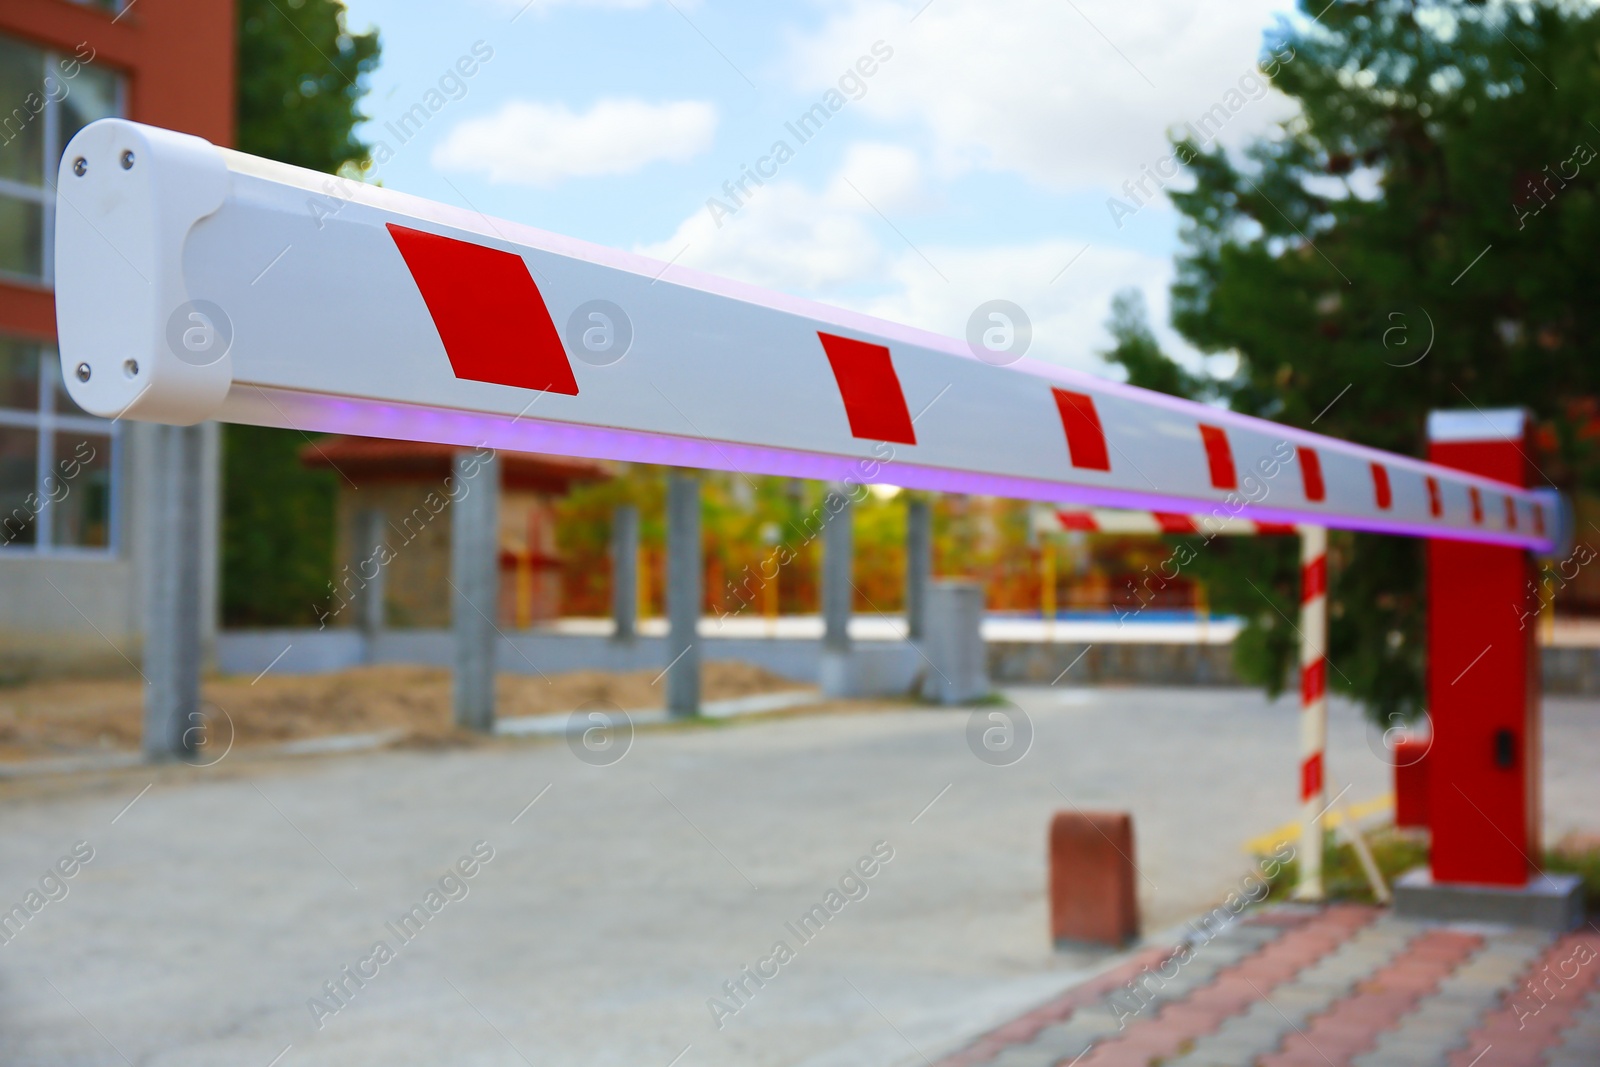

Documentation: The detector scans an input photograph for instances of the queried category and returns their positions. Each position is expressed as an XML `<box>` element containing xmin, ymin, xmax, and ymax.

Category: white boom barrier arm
<box><xmin>55</xmin><ymin>120</ymin><xmax>1559</xmax><ymax>552</ymax></box>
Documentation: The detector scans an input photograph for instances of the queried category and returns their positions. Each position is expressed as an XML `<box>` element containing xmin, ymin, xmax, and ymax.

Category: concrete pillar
<box><xmin>451</xmin><ymin>449</ymin><xmax>500</xmax><ymax>733</ymax></box>
<box><xmin>611</xmin><ymin>503</ymin><xmax>639</xmax><ymax>643</ymax></box>
<box><xmin>666</xmin><ymin>471</ymin><xmax>701</xmax><ymax>717</ymax></box>
<box><xmin>197</xmin><ymin>420</ymin><xmax>221</xmax><ymax>669</ymax></box>
<box><xmin>819</xmin><ymin>485</ymin><xmax>855</xmax><ymax>698</ymax></box>
<box><xmin>905</xmin><ymin>497</ymin><xmax>931</xmax><ymax>641</ymax></box>
<box><xmin>920</xmin><ymin>579</ymin><xmax>989</xmax><ymax>704</ymax></box>
<box><xmin>357</xmin><ymin>507</ymin><xmax>387</xmax><ymax>648</ymax></box>
<box><xmin>143</xmin><ymin>423</ymin><xmax>203</xmax><ymax>760</ymax></box>
<box><xmin>822</xmin><ymin>486</ymin><xmax>853</xmax><ymax>654</ymax></box>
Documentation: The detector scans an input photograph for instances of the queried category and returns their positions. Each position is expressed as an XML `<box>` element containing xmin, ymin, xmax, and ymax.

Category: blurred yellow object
<box><xmin>1244</xmin><ymin>793</ymin><xmax>1394</xmax><ymax>856</ymax></box>
<box><xmin>515</xmin><ymin>550</ymin><xmax>534</xmax><ymax>629</ymax></box>
<box><xmin>764</xmin><ymin>567</ymin><xmax>778</xmax><ymax>635</ymax></box>
<box><xmin>1041</xmin><ymin>538</ymin><xmax>1056</xmax><ymax>639</ymax></box>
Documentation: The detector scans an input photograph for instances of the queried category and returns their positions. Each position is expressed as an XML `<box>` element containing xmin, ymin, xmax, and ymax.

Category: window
<box><xmin>0</xmin><ymin>32</ymin><xmax>122</xmax><ymax>285</ymax></box>
<box><xmin>0</xmin><ymin>334</ymin><xmax>116</xmax><ymax>553</ymax></box>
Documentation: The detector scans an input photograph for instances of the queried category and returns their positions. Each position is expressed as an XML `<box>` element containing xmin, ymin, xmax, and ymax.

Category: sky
<box><xmin>337</xmin><ymin>0</ymin><xmax>1301</xmax><ymax>380</ymax></box>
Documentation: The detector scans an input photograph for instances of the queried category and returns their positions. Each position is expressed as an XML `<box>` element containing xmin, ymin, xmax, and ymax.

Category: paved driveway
<box><xmin>1</xmin><ymin>688</ymin><xmax>1595</xmax><ymax>1066</ymax></box>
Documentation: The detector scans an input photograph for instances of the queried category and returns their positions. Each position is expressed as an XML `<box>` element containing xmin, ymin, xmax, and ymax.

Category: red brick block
<box><xmin>1049</xmin><ymin>810</ymin><xmax>1139</xmax><ymax>947</ymax></box>
<box><xmin>1394</xmin><ymin>734</ymin><xmax>1430</xmax><ymax>828</ymax></box>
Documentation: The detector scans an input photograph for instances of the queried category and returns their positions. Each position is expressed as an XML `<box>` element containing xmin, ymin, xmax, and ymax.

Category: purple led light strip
<box><xmin>218</xmin><ymin>386</ymin><xmax>1552</xmax><ymax>552</ymax></box>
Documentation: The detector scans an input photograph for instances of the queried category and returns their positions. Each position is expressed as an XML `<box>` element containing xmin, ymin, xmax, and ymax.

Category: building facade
<box><xmin>0</xmin><ymin>0</ymin><xmax>233</xmax><ymax>677</ymax></box>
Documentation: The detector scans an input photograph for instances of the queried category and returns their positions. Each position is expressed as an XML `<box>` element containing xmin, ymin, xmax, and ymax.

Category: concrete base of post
<box><xmin>819</xmin><ymin>650</ymin><xmax>853</xmax><ymax>700</ymax></box>
<box><xmin>1394</xmin><ymin>868</ymin><xmax>1583</xmax><ymax>931</ymax></box>
<box><xmin>819</xmin><ymin>644</ymin><xmax>920</xmax><ymax>699</ymax></box>
<box><xmin>919</xmin><ymin>580</ymin><xmax>989</xmax><ymax>705</ymax></box>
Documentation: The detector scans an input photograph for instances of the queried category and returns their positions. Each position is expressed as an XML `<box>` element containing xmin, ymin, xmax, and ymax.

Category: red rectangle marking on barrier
<box><xmin>1051</xmin><ymin>389</ymin><xmax>1112</xmax><ymax>472</ymax></box>
<box><xmin>1504</xmin><ymin>496</ymin><xmax>1517</xmax><ymax>530</ymax></box>
<box><xmin>817</xmin><ymin>332</ymin><xmax>917</xmax><ymax>445</ymax></box>
<box><xmin>1198</xmin><ymin>424</ymin><xmax>1237</xmax><ymax>489</ymax></box>
<box><xmin>1153</xmin><ymin>512</ymin><xmax>1197</xmax><ymax>534</ymax></box>
<box><xmin>1055</xmin><ymin>510</ymin><xmax>1099</xmax><ymax>532</ymax></box>
<box><xmin>1299</xmin><ymin>446</ymin><xmax>1326</xmax><ymax>502</ymax></box>
<box><xmin>1301</xmin><ymin>555</ymin><xmax>1327</xmax><ymax>603</ymax></box>
<box><xmin>1300</xmin><ymin>751</ymin><xmax>1324</xmax><ymax>802</ymax></box>
<box><xmin>387</xmin><ymin>223</ymin><xmax>578</xmax><ymax>395</ymax></box>
<box><xmin>1427</xmin><ymin>476</ymin><xmax>1443</xmax><ymax>518</ymax></box>
<box><xmin>1470</xmin><ymin>487</ymin><xmax>1483</xmax><ymax>524</ymax></box>
<box><xmin>1371</xmin><ymin>463</ymin><xmax>1393</xmax><ymax>510</ymax></box>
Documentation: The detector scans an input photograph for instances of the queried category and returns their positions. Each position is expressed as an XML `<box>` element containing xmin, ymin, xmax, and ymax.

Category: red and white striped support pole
<box><xmin>1045</xmin><ymin>507</ymin><xmax>1333</xmax><ymax>895</ymax></box>
<box><xmin>1295</xmin><ymin>524</ymin><xmax>1329</xmax><ymax>901</ymax></box>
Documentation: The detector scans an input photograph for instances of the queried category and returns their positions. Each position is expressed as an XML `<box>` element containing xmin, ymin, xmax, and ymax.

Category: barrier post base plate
<box><xmin>1393</xmin><ymin>867</ymin><xmax>1583</xmax><ymax>931</ymax></box>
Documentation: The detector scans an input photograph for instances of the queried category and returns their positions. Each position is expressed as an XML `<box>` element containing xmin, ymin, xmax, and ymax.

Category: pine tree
<box><xmin>1166</xmin><ymin>0</ymin><xmax>1600</xmax><ymax>720</ymax></box>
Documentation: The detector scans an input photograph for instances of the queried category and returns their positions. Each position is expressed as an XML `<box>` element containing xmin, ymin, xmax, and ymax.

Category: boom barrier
<box><xmin>54</xmin><ymin>119</ymin><xmax>1556</xmax><ymax>553</ymax></box>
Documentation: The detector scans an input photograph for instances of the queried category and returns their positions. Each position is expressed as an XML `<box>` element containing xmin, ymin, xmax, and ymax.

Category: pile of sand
<box><xmin>0</xmin><ymin>661</ymin><xmax>808</xmax><ymax>762</ymax></box>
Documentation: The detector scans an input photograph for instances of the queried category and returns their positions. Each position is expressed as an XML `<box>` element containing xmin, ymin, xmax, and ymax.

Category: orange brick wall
<box><xmin>0</xmin><ymin>0</ymin><xmax>235</xmax><ymax>340</ymax></box>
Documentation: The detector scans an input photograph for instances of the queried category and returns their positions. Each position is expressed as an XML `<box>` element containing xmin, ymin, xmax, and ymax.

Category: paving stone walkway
<box><xmin>931</xmin><ymin>907</ymin><xmax>1600</xmax><ymax>1067</ymax></box>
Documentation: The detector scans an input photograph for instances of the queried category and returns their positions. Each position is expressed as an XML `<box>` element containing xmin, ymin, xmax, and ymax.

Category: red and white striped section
<box><xmin>55</xmin><ymin>120</ymin><xmax>1556</xmax><ymax>553</ymax></box>
<box><xmin>1295</xmin><ymin>525</ymin><xmax>1329</xmax><ymax>900</ymax></box>
<box><xmin>1036</xmin><ymin>505</ymin><xmax>1333</xmax><ymax>895</ymax></box>
<box><xmin>1038</xmin><ymin>508</ymin><xmax>1298</xmax><ymax>537</ymax></box>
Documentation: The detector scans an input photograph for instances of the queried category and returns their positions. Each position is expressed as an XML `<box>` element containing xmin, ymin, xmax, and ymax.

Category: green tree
<box><xmin>1166</xmin><ymin>0</ymin><xmax>1600</xmax><ymax>721</ymax></box>
<box><xmin>1099</xmin><ymin>288</ymin><xmax>1205</xmax><ymax>400</ymax></box>
<box><xmin>223</xmin><ymin>0</ymin><xmax>380</xmax><ymax>626</ymax></box>
<box><xmin>237</xmin><ymin>0</ymin><xmax>381</xmax><ymax>174</ymax></box>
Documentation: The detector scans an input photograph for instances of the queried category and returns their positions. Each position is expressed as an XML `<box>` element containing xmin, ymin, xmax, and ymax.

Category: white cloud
<box><xmin>482</xmin><ymin>0</ymin><xmax>686</xmax><ymax>14</ymax></box>
<box><xmin>834</xmin><ymin>141</ymin><xmax>926</xmax><ymax>213</ymax></box>
<box><xmin>641</xmin><ymin>140</ymin><xmax>927</xmax><ymax>294</ymax></box>
<box><xmin>785</xmin><ymin>0</ymin><xmax>1296</xmax><ymax>193</ymax></box>
<box><xmin>638</xmin><ymin>144</ymin><xmax>1192</xmax><ymax>376</ymax></box>
<box><xmin>863</xmin><ymin>241</ymin><xmax>1186</xmax><ymax>376</ymax></box>
<box><xmin>642</xmin><ymin>170</ymin><xmax>891</xmax><ymax>294</ymax></box>
<box><xmin>433</xmin><ymin>98</ymin><xmax>718</xmax><ymax>186</ymax></box>
<box><xmin>634</xmin><ymin>0</ymin><xmax>1297</xmax><ymax>375</ymax></box>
